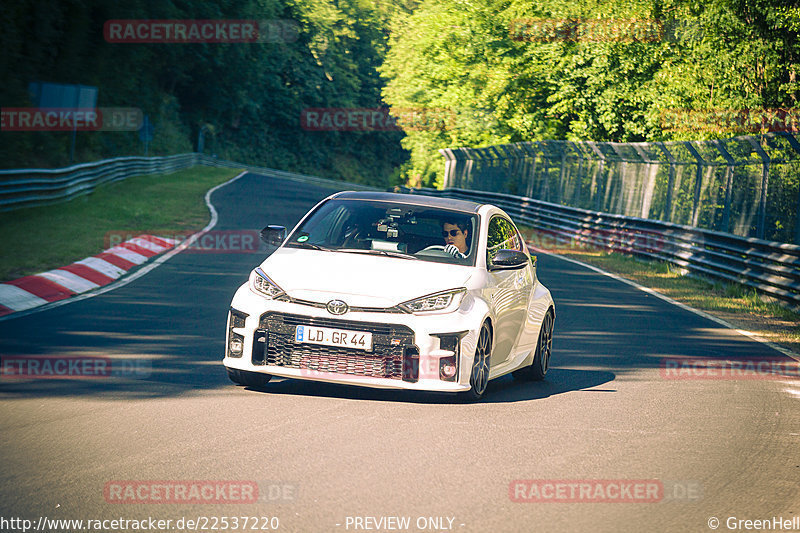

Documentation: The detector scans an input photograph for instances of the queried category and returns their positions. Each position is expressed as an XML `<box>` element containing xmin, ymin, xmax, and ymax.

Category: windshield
<box><xmin>285</xmin><ymin>198</ymin><xmax>478</xmax><ymax>266</ymax></box>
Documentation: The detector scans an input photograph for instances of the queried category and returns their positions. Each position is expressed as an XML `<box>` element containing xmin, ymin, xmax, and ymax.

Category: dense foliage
<box><xmin>0</xmin><ymin>0</ymin><xmax>412</xmax><ymax>185</ymax></box>
<box><xmin>2</xmin><ymin>0</ymin><xmax>797</xmax><ymax>188</ymax></box>
<box><xmin>381</xmin><ymin>0</ymin><xmax>799</xmax><ymax>186</ymax></box>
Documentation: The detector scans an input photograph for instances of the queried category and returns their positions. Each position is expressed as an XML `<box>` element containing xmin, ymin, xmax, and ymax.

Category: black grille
<box><xmin>259</xmin><ymin>312</ymin><xmax>414</xmax><ymax>337</ymax></box>
<box><xmin>253</xmin><ymin>312</ymin><xmax>416</xmax><ymax>380</ymax></box>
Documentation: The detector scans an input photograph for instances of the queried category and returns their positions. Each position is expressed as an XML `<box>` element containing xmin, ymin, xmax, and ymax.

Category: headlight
<box><xmin>398</xmin><ymin>288</ymin><xmax>466</xmax><ymax>314</ymax></box>
<box><xmin>249</xmin><ymin>267</ymin><xmax>285</xmax><ymax>299</ymax></box>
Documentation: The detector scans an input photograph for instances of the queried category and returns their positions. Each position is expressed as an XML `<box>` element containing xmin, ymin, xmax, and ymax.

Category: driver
<box><xmin>442</xmin><ymin>219</ymin><xmax>470</xmax><ymax>259</ymax></box>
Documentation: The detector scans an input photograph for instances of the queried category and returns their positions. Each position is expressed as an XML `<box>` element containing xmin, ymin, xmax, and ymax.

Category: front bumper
<box><xmin>222</xmin><ymin>284</ymin><xmax>484</xmax><ymax>392</ymax></box>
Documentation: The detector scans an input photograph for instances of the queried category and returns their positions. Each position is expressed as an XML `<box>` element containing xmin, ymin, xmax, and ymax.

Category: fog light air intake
<box><xmin>433</xmin><ymin>331</ymin><xmax>468</xmax><ymax>382</ymax></box>
<box><xmin>227</xmin><ymin>308</ymin><xmax>249</xmax><ymax>358</ymax></box>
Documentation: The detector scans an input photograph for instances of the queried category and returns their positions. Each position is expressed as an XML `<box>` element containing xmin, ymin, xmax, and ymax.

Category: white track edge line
<box><xmin>0</xmin><ymin>170</ymin><xmax>248</xmax><ymax>322</ymax></box>
<box><xmin>530</xmin><ymin>245</ymin><xmax>800</xmax><ymax>362</ymax></box>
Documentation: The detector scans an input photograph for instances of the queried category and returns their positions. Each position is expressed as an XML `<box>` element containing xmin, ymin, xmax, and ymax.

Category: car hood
<box><xmin>260</xmin><ymin>248</ymin><xmax>473</xmax><ymax>308</ymax></box>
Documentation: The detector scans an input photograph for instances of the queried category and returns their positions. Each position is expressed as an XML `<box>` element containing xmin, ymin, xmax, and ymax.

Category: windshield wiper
<box><xmin>284</xmin><ymin>242</ymin><xmax>332</xmax><ymax>251</ymax></box>
<box><xmin>338</xmin><ymin>248</ymin><xmax>417</xmax><ymax>260</ymax></box>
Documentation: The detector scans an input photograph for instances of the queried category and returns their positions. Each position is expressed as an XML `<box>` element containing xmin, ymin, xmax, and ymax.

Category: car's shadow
<box><xmin>241</xmin><ymin>367</ymin><xmax>616</xmax><ymax>404</ymax></box>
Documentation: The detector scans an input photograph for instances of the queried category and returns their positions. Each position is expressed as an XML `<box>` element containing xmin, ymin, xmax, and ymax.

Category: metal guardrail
<box><xmin>405</xmin><ymin>186</ymin><xmax>800</xmax><ymax>311</ymax></box>
<box><xmin>0</xmin><ymin>153</ymin><xmax>375</xmax><ymax>212</ymax></box>
<box><xmin>0</xmin><ymin>154</ymin><xmax>201</xmax><ymax>212</ymax></box>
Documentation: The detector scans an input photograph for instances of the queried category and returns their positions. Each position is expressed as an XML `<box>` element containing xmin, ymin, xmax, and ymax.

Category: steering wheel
<box><xmin>420</xmin><ymin>245</ymin><xmax>446</xmax><ymax>251</ymax></box>
<box><xmin>341</xmin><ymin>226</ymin><xmax>364</xmax><ymax>247</ymax></box>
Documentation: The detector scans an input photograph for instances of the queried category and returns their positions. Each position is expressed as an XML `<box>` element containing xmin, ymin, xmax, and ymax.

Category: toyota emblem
<box><xmin>326</xmin><ymin>300</ymin><xmax>349</xmax><ymax>315</ymax></box>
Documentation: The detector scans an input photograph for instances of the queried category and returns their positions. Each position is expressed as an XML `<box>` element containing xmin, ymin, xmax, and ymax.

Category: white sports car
<box><xmin>223</xmin><ymin>191</ymin><xmax>555</xmax><ymax>400</ymax></box>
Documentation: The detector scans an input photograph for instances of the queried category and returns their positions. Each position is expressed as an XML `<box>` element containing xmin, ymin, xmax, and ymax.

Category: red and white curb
<box><xmin>0</xmin><ymin>235</ymin><xmax>180</xmax><ymax>317</ymax></box>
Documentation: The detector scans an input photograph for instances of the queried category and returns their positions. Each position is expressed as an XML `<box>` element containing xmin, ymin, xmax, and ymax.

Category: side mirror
<box><xmin>260</xmin><ymin>225</ymin><xmax>286</xmax><ymax>246</ymax></box>
<box><xmin>489</xmin><ymin>249</ymin><xmax>529</xmax><ymax>271</ymax></box>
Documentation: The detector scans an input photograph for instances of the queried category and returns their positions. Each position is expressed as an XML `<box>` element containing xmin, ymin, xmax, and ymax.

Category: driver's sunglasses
<box><xmin>442</xmin><ymin>229</ymin><xmax>462</xmax><ymax>237</ymax></box>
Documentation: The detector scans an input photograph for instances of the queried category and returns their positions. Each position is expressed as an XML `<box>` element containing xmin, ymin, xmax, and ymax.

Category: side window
<box><xmin>487</xmin><ymin>216</ymin><xmax>522</xmax><ymax>263</ymax></box>
<box><xmin>487</xmin><ymin>217</ymin><xmax>503</xmax><ymax>260</ymax></box>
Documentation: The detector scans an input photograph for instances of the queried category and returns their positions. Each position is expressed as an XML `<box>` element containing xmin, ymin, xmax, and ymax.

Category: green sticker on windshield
<box><xmin>297</xmin><ymin>235</ymin><xmax>309</xmax><ymax>242</ymax></box>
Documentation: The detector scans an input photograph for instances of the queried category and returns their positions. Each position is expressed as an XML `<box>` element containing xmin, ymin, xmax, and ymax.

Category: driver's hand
<box><xmin>444</xmin><ymin>244</ymin><xmax>466</xmax><ymax>259</ymax></box>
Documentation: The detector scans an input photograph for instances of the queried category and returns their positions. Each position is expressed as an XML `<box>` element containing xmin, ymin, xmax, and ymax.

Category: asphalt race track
<box><xmin>1</xmin><ymin>172</ymin><xmax>798</xmax><ymax>533</ymax></box>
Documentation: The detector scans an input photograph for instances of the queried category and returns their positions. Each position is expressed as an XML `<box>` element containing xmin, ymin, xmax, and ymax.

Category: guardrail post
<box><xmin>558</xmin><ymin>146</ymin><xmax>567</xmax><ymax>204</ymax></box>
<box><xmin>439</xmin><ymin>148</ymin><xmax>456</xmax><ymax>189</ymax></box>
<box><xmin>463</xmin><ymin>148</ymin><xmax>476</xmax><ymax>189</ymax></box>
<box><xmin>526</xmin><ymin>142</ymin><xmax>541</xmax><ymax>198</ymax></box>
<box><xmin>491</xmin><ymin>146</ymin><xmax>505</xmax><ymax>192</ymax></box>
<box><xmin>569</xmin><ymin>141</ymin><xmax>584</xmax><ymax>208</ymax></box>
<box><xmin>587</xmin><ymin>142</ymin><xmax>606</xmax><ymax>212</ymax></box>
<box><xmin>466</xmin><ymin>148</ymin><xmax>479</xmax><ymax>187</ymax></box>
<box><xmin>746</xmin><ymin>136</ymin><xmax>771</xmax><ymax>239</ymax></box>
<box><xmin>600</xmin><ymin>145</ymin><xmax>617</xmax><ymax>213</ymax></box>
<box><xmin>487</xmin><ymin>147</ymin><xmax>498</xmax><ymax>191</ymax></box>
<box><xmin>683</xmin><ymin>142</ymin><xmax>705</xmax><ymax>227</ymax></box>
<box><xmin>507</xmin><ymin>144</ymin><xmax>525</xmax><ymax>196</ymax></box>
<box><xmin>484</xmin><ymin>147</ymin><xmax>494</xmax><ymax>190</ymax></box>
<box><xmin>656</xmin><ymin>142</ymin><xmax>677</xmax><ymax>223</ymax></box>
<box><xmin>792</xmin><ymin>154</ymin><xmax>800</xmax><ymax>241</ymax></box>
<box><xmin>630</xmin><ymin>143</ymin><xmax>656</xmax><ymax>218</ymax></box>
<box><xmin>714</xmin><ymin>139</ymin><xmax>736</xmax><ymax>234</ymax></box>
<box><xmin>540</xmin><ymin>152</ymin><xmax>550</xmax><ymax>202</ymax></box>
<box><xmin>513</xmin><ymin>143</ymin><xmax>529</xmax><ymax>197</ymax></box>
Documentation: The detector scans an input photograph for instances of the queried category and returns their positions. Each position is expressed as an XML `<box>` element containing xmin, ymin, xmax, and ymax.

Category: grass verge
<box><xmin>519</xmin><ymin>226</ymin><xmax>800</xmax><ymax>356</ymax></box>
<box><xmin>0</xmin><ymin>166</ymin><xmax>242</xmax><ymax>281</ymax></box>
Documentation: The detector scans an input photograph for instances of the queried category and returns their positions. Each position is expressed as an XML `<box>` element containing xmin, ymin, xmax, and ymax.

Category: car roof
<box><xmin>330</xmin><ymin>191</ymin><xmax>484</xmax><ymax>214</ymax></box>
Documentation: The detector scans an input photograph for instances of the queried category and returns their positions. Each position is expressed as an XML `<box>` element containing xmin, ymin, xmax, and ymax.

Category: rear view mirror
<box><xmin>260</xmin><ymin>225</ymin><xmax>286</xmax><ymax>246</ymax></box>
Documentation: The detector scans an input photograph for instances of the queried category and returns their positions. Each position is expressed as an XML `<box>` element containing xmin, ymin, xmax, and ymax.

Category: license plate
<box><xmin>295</xmin><ymin>325</ymin><xmax>373</xmax><ymax>351</ymax></box>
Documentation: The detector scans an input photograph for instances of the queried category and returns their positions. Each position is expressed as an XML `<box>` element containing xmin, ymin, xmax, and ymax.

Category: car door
<box><xmin>485</xmin><ymin>215</ymin><xmax>534</xmax><ymax>367</ymax></box>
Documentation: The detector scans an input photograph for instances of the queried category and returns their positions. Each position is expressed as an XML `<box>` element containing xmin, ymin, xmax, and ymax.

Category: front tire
<box><xmin>227</xmin><ymin>367</ymin><xmax>272</xmax><ymax>387</ymax></box>
<box><xmin>512</xmin><ymin>310</ymin><xmax>553</xmax><ymax>382</ymax></box>
<box><xmin>461</xmin><ymin>322</ymin><xmax>492</xmax><ymax>402</ymax></box>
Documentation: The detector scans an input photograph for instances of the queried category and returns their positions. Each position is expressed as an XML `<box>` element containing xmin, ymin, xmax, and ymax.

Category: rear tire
<box><xmin>227</xmin><ymin>368</ymin><xmax>272</xmax><ymax>387</ymax></box>
<box><xmin>512</xmin><ymin>310</ymin><xmax>553</xmax><ymax>382</ymax></box>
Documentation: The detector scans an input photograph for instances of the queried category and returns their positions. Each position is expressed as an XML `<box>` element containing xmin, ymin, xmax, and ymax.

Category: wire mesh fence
<box><xmin>440</xmin><ymin>133</ymin><xmax>800</xmax><ymax>244</ymax></box>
